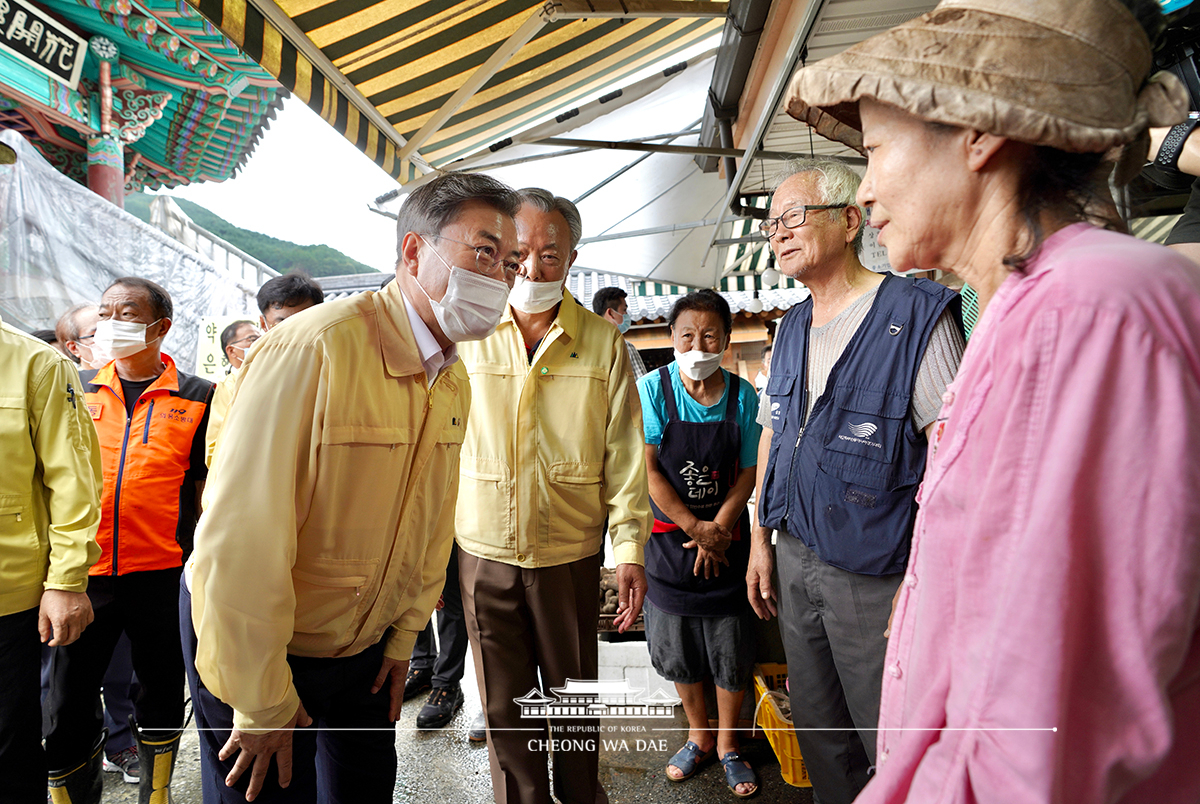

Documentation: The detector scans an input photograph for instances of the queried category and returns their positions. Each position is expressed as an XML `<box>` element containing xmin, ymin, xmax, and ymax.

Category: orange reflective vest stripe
<box><xmin>82</xmin><ymin>353</ymin><xmax>212</xmax><ymax>576</ymax></box>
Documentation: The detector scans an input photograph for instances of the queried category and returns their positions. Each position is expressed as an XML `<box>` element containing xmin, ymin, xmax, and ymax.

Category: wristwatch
<box><xmin>1156</xmin><ymin>112</ymin><xmax>1200</xmax><ymax>172</ymax></box>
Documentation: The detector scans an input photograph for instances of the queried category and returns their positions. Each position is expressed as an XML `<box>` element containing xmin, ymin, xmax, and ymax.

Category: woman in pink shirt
<box><xmin>784</xmin><ymin>0</ymin><xmax>1200</xmax><ymax>801</ymax></box>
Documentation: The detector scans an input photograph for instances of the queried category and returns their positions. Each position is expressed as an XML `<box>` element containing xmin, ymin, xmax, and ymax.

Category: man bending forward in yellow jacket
<box><xmin>189</xmin><ymin>174</ymin><xmax>521</xmax><ymax>803</ymax></box>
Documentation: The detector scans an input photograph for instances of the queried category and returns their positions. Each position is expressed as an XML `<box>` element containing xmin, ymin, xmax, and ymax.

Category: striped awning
<box><xmin>184</xmin><ymin>0</ymin><xmax>726</xmax><ymax>183</ymax></box>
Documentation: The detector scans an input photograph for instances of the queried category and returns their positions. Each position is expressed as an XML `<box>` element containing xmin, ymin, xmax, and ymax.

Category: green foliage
<box><xmin>124</xmin><ymin>192</ymin><xmax>378</xmax><ymax>278</ymax></box>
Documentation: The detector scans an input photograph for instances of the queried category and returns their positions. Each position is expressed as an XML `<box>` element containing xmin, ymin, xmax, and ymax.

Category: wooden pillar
<box><xmin>86</xmin><ymin>37</ymin><xmax>124</xmax><ymax>208</ymax></box>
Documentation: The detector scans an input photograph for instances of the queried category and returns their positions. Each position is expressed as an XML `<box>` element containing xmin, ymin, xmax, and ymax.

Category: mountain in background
<box><xmin>125</xmin><ymin>192</ymin><xmax>378</xmax><ymax>278</ymax></box>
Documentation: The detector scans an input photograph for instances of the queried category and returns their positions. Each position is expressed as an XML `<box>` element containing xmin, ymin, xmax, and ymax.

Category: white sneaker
<box><xmin>102</xmin><ymin>746</ymin><xmax>140</xmax><ymax>783</ymax></box>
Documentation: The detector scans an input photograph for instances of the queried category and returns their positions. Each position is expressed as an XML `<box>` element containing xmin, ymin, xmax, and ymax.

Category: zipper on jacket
<box><xmin>142</xmin><ymin>399</ymin><xmax>154</xmax><ymax>444</ymax></box>
<box><xmin>783</xmin><ymin>390</ymin><xmax>810</xmax><ymax>530</ymax></box>
<box><xmin>112</xmin><ymin>396</ymin><xmax>134</xmax><ymax>576</ymax></box>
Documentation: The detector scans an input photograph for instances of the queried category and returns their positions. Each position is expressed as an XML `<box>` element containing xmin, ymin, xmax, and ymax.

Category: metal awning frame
<box><xmin>701</xmin><ymin>0</ymin><xmax>829</xmax><ymax>274</ymax></box>
<box><xmin>392</xmin><ymin>0</ymin><xmax>730</xmax><ymax>171</ymax></box>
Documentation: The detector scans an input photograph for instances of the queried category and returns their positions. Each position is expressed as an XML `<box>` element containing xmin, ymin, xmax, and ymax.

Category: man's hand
<box><xmin>614</xmin><ymin>563</ymin><xmax>647</xmax><ymax>633</ymax></box>
<box><xmin>371</xmin><ymin>656</ymin><xmax>408</xmax><ymax>722</ymax></box>
<box><xmin>746</xmin><ymin>533</ymin><xmax>778</xmax><ymax>620</ymax></box>
<box><xmin>682</xmin><ymin>542</ymin><xmax>729</xmax><ymax>580</ymax></box>
<box><xmin>685</xmin><ymin>520</ymin><xmax>732</xmax><ymax>553</ymax></box>
<box><xmin>884</xmin><ymin>582</ymin><xmax>903</xmax><ymax>638</ymax></box>
<box><xmin>220</xmin><ymin>702</ymin><xmax>312</xmax><ymax>802</ymax></box>
<box><xmin>38</xmin><ymin>589</ymin><xmax>93</xmax><ymax>646</ymax></box>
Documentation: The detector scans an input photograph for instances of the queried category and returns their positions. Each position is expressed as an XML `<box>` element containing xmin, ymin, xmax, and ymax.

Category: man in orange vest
<box><xmin>44</xmin><ymin>277</ymin><xmax>212</xmax><ymax>804</ymax></box>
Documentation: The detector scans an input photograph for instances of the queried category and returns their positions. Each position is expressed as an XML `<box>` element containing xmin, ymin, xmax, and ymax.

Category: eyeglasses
<box><xmin>759</xmin><ymin>204</ymin><xmax>849</xmax><ymax>239</ymax></box>
<box><xmin>424</xmin><ymin>234</ymin><xmax>522</xmax><ymax>280</ymax></box>
<box><xmin>230</xmin><ymin>334</ymin><xmax>260</xmax><ymax>348</ymax></box>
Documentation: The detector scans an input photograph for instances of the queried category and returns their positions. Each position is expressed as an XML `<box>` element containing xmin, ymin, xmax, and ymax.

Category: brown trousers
<box><xmin>459</xmin><ymin>550</ymin><xmax>607</xmax><ymax>804</ymax></box>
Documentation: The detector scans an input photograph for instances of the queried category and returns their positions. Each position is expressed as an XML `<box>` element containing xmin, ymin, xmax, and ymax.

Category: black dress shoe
<box><xmin>416</xmin><ymin>685</ymin><xmax>464</xmax><ymax>729</ymax></box>
<box><xmin>403</xmin><ymin>666</ymin><xmax>434</xmax><ymax>701</ymax></box>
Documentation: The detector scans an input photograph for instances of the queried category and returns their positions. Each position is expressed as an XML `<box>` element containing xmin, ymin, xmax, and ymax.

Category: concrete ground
<box><xmin>99</xmin><ymin>637</ymin><xmax>813</xmax><ymax>803</ymax></box>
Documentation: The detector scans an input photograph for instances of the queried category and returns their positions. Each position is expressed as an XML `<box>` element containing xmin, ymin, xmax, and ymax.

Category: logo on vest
<box><xmin>838</xmin><ymin>421</ymin><xmax>883</xmax><ymax>449</ymax></box>
<box><xmin>889</xmin><ymin>322</ymin><xmax>904</xmax><ymax>336</ymax></box>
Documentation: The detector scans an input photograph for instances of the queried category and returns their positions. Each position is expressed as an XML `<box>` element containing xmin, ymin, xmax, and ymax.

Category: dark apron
<box><xmin>645</xmin><ymin>366</ymin><xmax>750</xmax><ymax>616</ymax></box>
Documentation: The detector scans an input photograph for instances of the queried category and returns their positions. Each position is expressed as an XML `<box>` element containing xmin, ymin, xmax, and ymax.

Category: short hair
<box><xmin>31</xmin><ymin>329</ymin><xmax>56</xmax><ymax>344</ymax></box>
<box><xmin>668</xmin><ymin>289</ymin><xmax>732</xmax><ymax>337</ymax></box>
<box><xmin>774</xmin><ymin>158</ymin><xmax>865</xmax><ymax>254</ymax></box>
<box><xmin>220</xmin><ymin>320</ymin><xmax>255</xmax><ymax>353</ymax></box>
<box><xmin>761</xmin><ymin>344</ymin><xmax>772</xmax><ymax>358</ymax></box>
<box><xmin>257</xmin><ymin>271</ymin><xmax>324</xmax><ymax>314</ymax></box>
<box><xmin>55</xmin><ymin>303</ymin><xmax>96</xmax><ymax>345</ymax></box>
<box><xmin>592</xmin><ymin>286</ymin><xmax>627</xmax><ymax>316</ymax></box>
<box><xmin>105</xmin><ymin>277</ymin><xmax>173</xmax><ymax>321</ymax></box>
<box><xmin>395</xmin><ymin>173</ymin><xmax>521</xmax><ymax>261</ymax></box>
<box><xmin>517</xmin><ymin>188</ymin><xmax>583</xmax><ymax>252</ymax></box>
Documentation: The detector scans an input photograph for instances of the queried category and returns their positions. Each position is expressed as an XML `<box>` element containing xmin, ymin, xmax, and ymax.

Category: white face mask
<box><xmin>507</xmin><ymin>274</ymin><xmax>564</xmax><ymax>314</ymax></box>
<box><xmin>93</xmin><ymin>318</ymin><xmax>162</xmax><ymax>361</ymax></box>
<box><xmin>417</xmin><ymin>240</ymin><xmax>511</xmax><ymax>342</ymax></box>
<box><xmin>618</xmin><ymin>312</ymin><xmax>632</xmax><ymax>334</ymax></box>
<box><xmin>674</xmin><ymin>348</ymin><xmax>723</xmax><ymax>381</ymax></box>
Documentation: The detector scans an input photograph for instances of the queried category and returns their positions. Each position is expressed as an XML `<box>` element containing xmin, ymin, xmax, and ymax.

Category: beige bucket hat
<box><xmin>786</xmin><ymin>0</ymin><xmax>1189</xmax><ymax>165</ymax></box>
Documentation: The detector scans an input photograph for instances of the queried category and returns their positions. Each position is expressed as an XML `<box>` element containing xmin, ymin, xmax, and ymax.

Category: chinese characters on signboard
<box><xmin>0</xmin><ymin>0</ymin><xmax>86</xmax><ymax>91</ymax></box>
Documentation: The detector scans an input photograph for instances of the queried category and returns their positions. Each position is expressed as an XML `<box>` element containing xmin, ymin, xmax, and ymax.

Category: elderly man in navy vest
<box><xmin>747</xmin><ymin>159</ymin><xmax>965</xmax><ymax>804</ymax></box>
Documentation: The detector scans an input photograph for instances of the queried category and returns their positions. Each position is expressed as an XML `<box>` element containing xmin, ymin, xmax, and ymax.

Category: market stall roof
<box><xmin>185</xmin><ymin>0</ymin><xmax>726</xmax><ymax>183</ymax></box>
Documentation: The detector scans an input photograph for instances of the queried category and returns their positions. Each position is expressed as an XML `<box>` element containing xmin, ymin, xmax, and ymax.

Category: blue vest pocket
<box><xmin>764</xmin><ymin>373</ymin><xmax>796</xmax><ymax>431</ymax></box>
<box><xmin>805</xmin><ymin>470</ymin><xmax>914</xmax><ymax>575</ymax></box>
<box><xmin>823</xmin><ymin>386</ymin><xmax>907</xmax><ymax>461</ymax></box>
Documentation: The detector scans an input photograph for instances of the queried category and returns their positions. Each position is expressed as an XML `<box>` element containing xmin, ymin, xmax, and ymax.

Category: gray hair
<box><xmin>395</xmin><ymin>173</ymin><xmax>521</xmax><ymax>260</ymax></box>
<box><xmin>55</xmin><ymin>303</ymin><xmax>96</xmax><ymax>343</ymax></box>
<box><xmin>774</xmin><ymin>158</ymin><xmax>865</xmax><ymax>255</ymax></box>
<box><xmin>517</xmin><ymin>188</ymin><xmax>583</xmax><ymax>252</ymax></box>
<box><xmin>55</xmin><ymin>303</ymin><xmax>97</xmax><ymax>363</ymax></box>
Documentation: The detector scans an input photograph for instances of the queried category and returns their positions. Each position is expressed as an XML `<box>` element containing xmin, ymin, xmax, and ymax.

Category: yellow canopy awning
<box><xmin>185</xmin><ymin>0</ymin><xmax>726</xmax><ymax>183</ymax></box>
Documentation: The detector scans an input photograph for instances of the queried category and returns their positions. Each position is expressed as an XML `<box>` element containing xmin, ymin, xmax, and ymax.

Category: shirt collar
<box><xmin>401</xmin><ymin>284</ymin><xmax>457</xmax><ymax>384</ymax></box>
<box><xmin>500</xmin><ymin>286</ymin><xmax>581</xmax><ymax>341</ymax></box>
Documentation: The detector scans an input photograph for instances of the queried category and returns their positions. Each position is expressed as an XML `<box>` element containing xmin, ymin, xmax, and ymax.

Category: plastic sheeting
<box><xmin>0</xmin><ymin>130</ymin><xmax>258</xmax><ymax>372</ymax></box>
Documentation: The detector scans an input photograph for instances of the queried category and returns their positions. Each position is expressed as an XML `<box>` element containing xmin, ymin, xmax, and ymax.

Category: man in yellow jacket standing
<box><xmin>456</xmin><ymin>188</ymin><xmax>651</xmax><ymax>804</ymax></box>
<box><xmin>188</xmin><ymin>174</ymin><xmax>521</xmax><ymax>803</ymax></box>
<box><xmin>0</xmin><ymin>317</ymin><xmax>101</xmax><ymax>803</ymax></box>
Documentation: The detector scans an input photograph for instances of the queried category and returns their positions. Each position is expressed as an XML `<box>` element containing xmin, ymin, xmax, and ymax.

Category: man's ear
<box><xmin>845</xmin><ymin>205</ymin><xmax>864</xmax><ymax>245</ymax></box>
<box><xmin>400</xmin><ymin>232</ymin><xmax>424</xmax><ymax>278</ymax></box>
<box><xmin>157</xmin><ymin>317</ymin><xmax>172</xmax><ymax>339</ymax></box>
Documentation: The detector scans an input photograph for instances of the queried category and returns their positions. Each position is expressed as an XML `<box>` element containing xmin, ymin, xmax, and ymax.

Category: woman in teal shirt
<box><xmin>637</xmin><ymin>289</ymin><xmax>762</xmax><ymax>797</ymax></box>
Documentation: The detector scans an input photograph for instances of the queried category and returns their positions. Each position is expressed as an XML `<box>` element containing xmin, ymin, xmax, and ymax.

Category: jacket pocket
<box><xmin>0</xmin><ymin>496</ymin><xmax>42</xmax><ymax>586</ymax></box>
<box><xmin>291</xmin><ymin>556</ymin><xmax>379</xmax><ymax>645</ymax></box>
<box><xmin>458</xmin><ymin>457</ymin><xmax>512</xmax><ymax>539</ymax></box>
<box><xmin>818</xmin><ymin>385</ymin><xmax>913</xmax><ymax>489</ymax></box>
<box><xmin>546</xmin><ymin>461</ymin><xmax>604</xmax><ymax>543</ymax></box>
<box><xmin>0</xmin><ymin>401</ymin><xmax>34</xmax><ymax>499</ymax></box>
<box><xmin>764</xmin><ymin>373</ymin><xmax>796</xmax><ymax>432</ymax></box>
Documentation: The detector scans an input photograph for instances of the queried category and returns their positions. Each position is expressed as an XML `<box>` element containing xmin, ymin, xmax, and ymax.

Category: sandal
<box><xmin>720</xmin><ymin>751</ymin><xmax>759</xmax><ymax>798</ymax></box>
<box><xmin>665</xmin><ymin>740</ymin><xmax>715</xmax><ymax>782</ymax></box>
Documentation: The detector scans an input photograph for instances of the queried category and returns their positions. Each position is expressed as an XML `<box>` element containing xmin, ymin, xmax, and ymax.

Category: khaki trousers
<box><xmin>459</xmin><ymin>550</ymin><xmax>607</xmax><ymax>804</ymax></box>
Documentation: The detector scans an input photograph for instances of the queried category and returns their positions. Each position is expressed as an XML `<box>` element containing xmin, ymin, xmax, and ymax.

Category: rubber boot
<box><xmin>132</xmin><ymin>716</ymin><xmax>183</xmax><ymax>804</ymax></box>
<box><xmin>48</xmin><ymin>728</ymin><xmax>106</xmax><ymax>804</ymax></box>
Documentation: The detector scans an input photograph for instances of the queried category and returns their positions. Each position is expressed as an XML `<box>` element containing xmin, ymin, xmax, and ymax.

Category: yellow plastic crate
<box><xmin>753</xmin><ymin>662</ymin><xmax>812</xmax><ymax>788</ymax></box>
